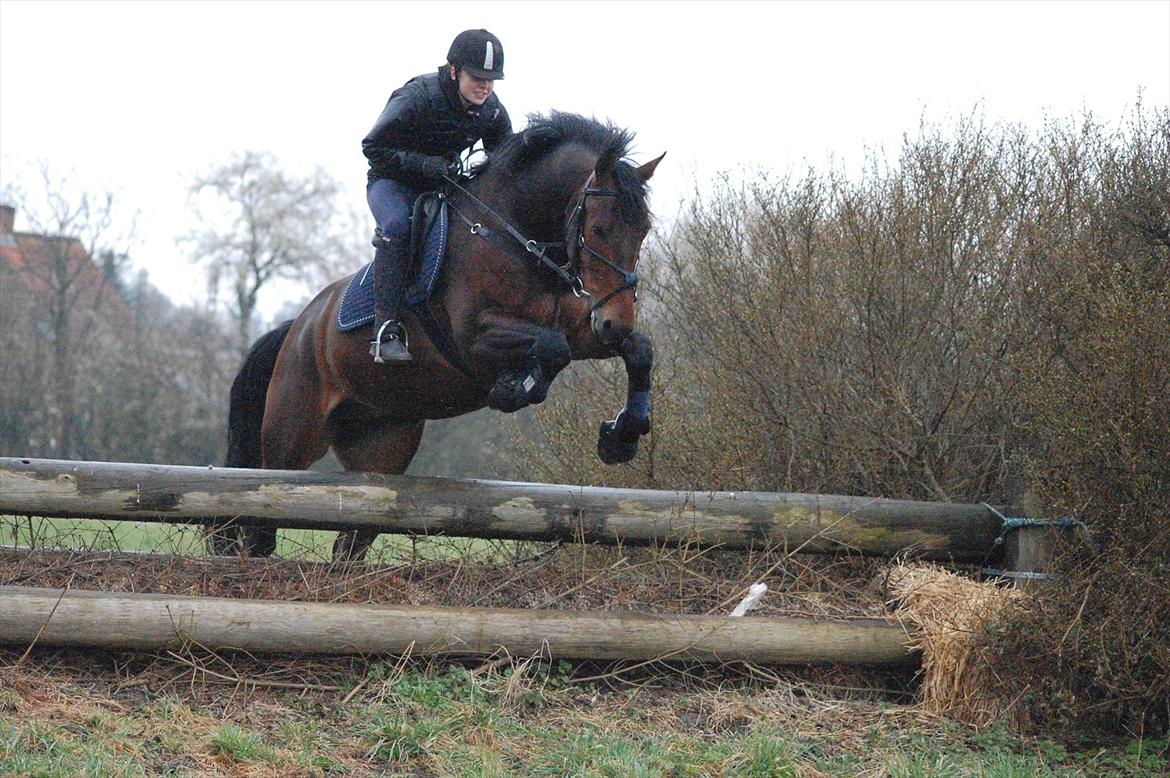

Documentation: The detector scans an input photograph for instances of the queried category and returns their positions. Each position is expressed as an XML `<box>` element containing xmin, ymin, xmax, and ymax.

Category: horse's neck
<box><xmin>477</xmin><ymin>151</ymin><xmax>594</xmax><ymax>238</ymax></box>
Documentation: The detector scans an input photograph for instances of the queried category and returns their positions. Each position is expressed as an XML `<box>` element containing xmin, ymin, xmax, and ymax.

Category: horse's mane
<box><xmin>475</xmin><ymin>112</ymin><xmax>650</xmax><ymax>224</ymax></box>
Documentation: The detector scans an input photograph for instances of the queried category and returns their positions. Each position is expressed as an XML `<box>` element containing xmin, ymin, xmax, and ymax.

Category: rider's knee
<box><xmin>367</xmin><ymin>179</ymin><xmax>417</xmax><ymax>244</ymax></box>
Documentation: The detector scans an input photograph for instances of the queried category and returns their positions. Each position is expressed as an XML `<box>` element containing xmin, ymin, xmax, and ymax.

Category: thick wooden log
<box><xmin>0</xmin><ymin>585</ymin><xmax>916</xmax><ymax>665</ymax></box>
<box><xmin>0</xmin><ymin>457</ymin><xmax>1003</xmax><ymax>561</ymax></box>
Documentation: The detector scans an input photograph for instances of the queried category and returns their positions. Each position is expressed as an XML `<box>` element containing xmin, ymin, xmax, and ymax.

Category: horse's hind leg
<box><xmin>330</xmin><ymin>418</ymin><xmax>426</xmax><ymax>561</ymax></box>
<box><xmin>244</xmin><ymin>371</ymin><xmax>330</xmax><ymax>557</ymax></box>
<box><xmin>210</xmin><ymin>320</ymin><xmax>296</xmax><ymax>555</ymax></box>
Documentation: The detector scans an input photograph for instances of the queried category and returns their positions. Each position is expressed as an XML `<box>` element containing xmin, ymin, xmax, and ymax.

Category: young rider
<box><xmin>362</xmin><ymin>29</ymin><xmax>513</xmax><ymax>363</ymax></box>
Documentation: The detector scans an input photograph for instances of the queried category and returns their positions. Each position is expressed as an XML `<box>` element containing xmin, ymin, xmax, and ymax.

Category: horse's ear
<box><xmin>636</xmin><ymin>152</ymin><xmax>666</xmax><ymax>182</ymax></box>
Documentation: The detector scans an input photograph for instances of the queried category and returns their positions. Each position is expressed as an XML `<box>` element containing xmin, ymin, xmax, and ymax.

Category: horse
<box><xmin>209</xmin><ymin>112</ymin><xmax>664</xmax><ymax>560</ymax></box>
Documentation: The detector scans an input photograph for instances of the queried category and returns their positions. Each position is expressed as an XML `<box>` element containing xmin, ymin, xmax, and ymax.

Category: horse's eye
<box><xmin>591</xmin><ymin>225</ymin><xmax>608</xmax><ymax>239</ymax></box>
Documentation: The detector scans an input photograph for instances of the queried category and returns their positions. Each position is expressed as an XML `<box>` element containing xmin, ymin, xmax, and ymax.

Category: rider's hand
<box><xmin>421</xmin><ymin>156</ymin><xmax>448</xmax><ymax>184</ymax></box>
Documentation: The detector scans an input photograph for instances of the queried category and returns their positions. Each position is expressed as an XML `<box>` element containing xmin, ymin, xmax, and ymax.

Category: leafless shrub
<box><xmin>525</xmin><ymin>99</ymin><xmax>1170</xmax><ymax>736</ymax></box>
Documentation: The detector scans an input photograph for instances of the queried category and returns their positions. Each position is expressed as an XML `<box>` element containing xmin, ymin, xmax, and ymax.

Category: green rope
<box><xmin>981</xmin><ymin>503</ymin><xmax>1091</xmax><ymax>547</ymax></box>
<box><xmin>978</xmin><ymin>504</ymin><xmax>1091</xmax><ymax>579</ymax></box>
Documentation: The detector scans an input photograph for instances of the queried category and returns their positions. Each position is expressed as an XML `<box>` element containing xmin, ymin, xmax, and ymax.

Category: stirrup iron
<box><xmin>371</xmin><ymin>320</ymin><xmax>410</xmax><ymax>364</ymax></box>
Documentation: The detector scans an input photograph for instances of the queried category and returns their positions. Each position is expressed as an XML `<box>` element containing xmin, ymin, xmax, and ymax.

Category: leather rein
<box><xmin>442</xmin><ymin>172</ymin><xmax>639</xmax><ymax>310</ymax></box>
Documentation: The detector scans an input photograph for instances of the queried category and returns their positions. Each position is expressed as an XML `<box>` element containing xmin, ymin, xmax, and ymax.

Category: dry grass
<box><xmin>0</xmin><ymin>641</ymin><xmax>934</xmax><ymax>777</ymax></box>
<box><xmin>887</xmin><ymin>563</ymin><xmax>1031</xmax><ymax>728</ymax></box>
<box><xmin>1</xmin><ymin>534</ymin><xmax>1040</xmax><ymax>699</ymax></box>
<box><xmin>0</xmin><ymin>542</ymin><xmax>894</xmax><ymax>617</ymax></box>
<box><xmin>0</xmin><ymin>540</ymin><xmax>910</xmax><ymax>708</ymax></box>
<box><xmin>4</xmin><ymin>544</ymin><xmax>1166</xmax><ymax>774</ymax></box>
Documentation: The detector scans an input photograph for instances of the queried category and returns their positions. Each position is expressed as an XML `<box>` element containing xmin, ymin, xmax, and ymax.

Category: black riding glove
<box><xmin>420</xmin><ymin>156</ymin><xmax>449</xmax><ymax>186</ymax></box>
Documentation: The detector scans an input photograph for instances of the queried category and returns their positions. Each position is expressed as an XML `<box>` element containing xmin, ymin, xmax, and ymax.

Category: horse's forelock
<box><xmin>610</xmin><ymin>159</ymin><xmax>651</xmax><ymax>227</ymax></box>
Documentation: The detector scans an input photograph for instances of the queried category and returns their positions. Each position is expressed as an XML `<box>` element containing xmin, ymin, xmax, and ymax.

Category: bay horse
<box><xmin>210</xmin><ymin>112</ymin><xmax>663</xmax><ymax>560</ymax></box>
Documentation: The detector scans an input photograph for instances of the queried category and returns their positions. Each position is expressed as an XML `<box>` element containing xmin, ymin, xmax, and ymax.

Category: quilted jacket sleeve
<box><xmin>362</xmin><ymin>81</ymin><xmax>446</xmax><ymax>186</ymax></box>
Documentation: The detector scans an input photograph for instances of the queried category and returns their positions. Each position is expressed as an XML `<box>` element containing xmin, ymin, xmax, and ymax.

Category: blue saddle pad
<box><xmin>337</xmin><ymin>200</ymin><xmax>449</xmax><ymax>332</ymax></box>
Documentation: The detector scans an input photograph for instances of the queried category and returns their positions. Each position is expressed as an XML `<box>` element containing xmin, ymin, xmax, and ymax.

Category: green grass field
<box><xmin>3</xmin><ymin>515</ymin><xmax>334</xmax><ymax>558</ymax></box>
<box><xmin>1</xmin><ymin>661</ymin><xmax>1165</xmax><ymax>777</ymax></box>
<box><xmin>1</xmin><ymin>515</ymin><xmax>511</xmax><ymax>563</ymax></box>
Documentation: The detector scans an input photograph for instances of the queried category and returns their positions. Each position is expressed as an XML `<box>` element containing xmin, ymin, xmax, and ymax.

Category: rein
<box><xmin>442</xmin><ymin>173</ymin><xmax>638</xmax><ymax>310</ymax></box>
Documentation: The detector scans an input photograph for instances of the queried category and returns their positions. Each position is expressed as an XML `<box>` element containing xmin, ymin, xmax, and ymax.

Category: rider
<box><xmin>362</xmin><ymin>29</ymin><xmax>513</xmax><ymax>363</ymax></box>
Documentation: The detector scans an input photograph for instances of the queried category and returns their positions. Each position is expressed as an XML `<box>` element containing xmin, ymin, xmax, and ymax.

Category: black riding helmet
<box><xmin>447</xmin><ymin>29</ymin><xmax>505</xmax><ymax>80</ymax></box>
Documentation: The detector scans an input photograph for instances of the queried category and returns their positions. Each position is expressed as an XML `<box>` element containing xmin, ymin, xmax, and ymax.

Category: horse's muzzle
<box><xmin>591</xmin><ymin>311</ymin><xmax>633</xmax><ymax>350</ymax></box>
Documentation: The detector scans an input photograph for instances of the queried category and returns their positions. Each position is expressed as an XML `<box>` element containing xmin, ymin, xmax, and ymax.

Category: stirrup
<box><xmin>370</xmin><ymin>320</ymin><xmax>411</xmax><ymax>363</ymax></box>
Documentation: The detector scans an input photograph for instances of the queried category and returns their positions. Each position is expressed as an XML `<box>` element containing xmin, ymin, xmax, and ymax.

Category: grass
<box><xmin>2</xmin><ymin>515</ymin><xmax>208</xmax><ymax>555</ymax></box>
<box><xmin>1</xmin><ymin>515</ymin><xmax>511</xmax><ymax>562</ymax></box>
<box><xmin>208</xmin><ymin>724</ymin><xmax>279</xmax><ymax>765</ymax></box>
<box><xmin>4</xmin><ymin>659</ymin><xmax>1165</xmax><ymax>777</ymax></box>
<box><xmin>1</xmin><ymin>519</ymin><xmax>1166</xmax><ymax>776</ymax></box>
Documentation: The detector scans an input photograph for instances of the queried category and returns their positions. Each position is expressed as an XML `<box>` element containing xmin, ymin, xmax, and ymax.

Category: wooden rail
<box><xmin>0</xmin><ymin>585</ymin><xmax>916</xmax><ymax>665</ymax></box>
<box><xmin>0</xmin><ymin>457</ymin><xmax>1005</xmax><ymax>561</ymax></box>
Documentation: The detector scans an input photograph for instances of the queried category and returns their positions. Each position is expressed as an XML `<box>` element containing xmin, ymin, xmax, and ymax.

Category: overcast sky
<box><xmin>2</xmin><ymin>0</ymin><xmax>1167</xmax><ymax>319</ymax></box>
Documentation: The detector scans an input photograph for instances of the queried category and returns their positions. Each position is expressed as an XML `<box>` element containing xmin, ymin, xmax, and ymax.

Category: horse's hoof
<box><xmin>623</xmin><ymin>413</ymin><xmax>651</xmax><ymax>437</ymax></box>
<box><xmin>488</xmin><ymin>376</ymin><xmax>526</xmax><ymax>413</ymax></box>
<box><xmin>242</xmin><ymin>527</ymin><xmax>278</xmax><ymax>558</ymax></box>
<box><xmin>488</xmin><ymin>367</ymin><xmax>549</xmax><ymax>413</ymax></box>
<box><xmin>597</xmin><ymin>419</ymin><xmax>640</xmax><ymax>464</ymax></box>
<box><xmin>205</xmin><ymin>524</ymin><xmax>241</xmax><ymax>556</ymax></box>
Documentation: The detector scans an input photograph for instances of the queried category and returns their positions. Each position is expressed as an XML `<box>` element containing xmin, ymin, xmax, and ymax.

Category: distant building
<box><xmin>0</xmin><ymin>203</ymin><xmax>132</xmax><ymax>327</ymax></box>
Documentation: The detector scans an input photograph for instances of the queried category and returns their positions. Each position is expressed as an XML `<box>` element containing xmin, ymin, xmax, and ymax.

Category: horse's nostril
<box><xmin>594</xmin><ymin>316</ymin><xmax>631</xmax><ymax>346</ymax></box>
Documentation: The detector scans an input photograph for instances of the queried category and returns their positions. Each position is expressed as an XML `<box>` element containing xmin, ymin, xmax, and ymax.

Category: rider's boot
<box><xmin>369</xmin><ymin>236</ymin><xmax>412</xmax><ymax>363</ymax></box>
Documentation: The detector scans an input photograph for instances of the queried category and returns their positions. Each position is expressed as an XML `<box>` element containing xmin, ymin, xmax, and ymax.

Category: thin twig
<box><xmin>16</xmin><ymin>573</ymin><xmax>75</xmax><ymax>666</ymax></box>
<box><xmin>164</xmin><ymin>650</ymin><xmax>342</xmax><ymax>692</ymax></box>
<box><xmin>340</xmin><ymin>675</ymin><xmax>368</xmax><ymax>704</ymax></box>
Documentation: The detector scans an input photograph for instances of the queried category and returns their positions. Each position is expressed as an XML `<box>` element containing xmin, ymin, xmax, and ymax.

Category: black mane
<box><xmin>478</xmin><ymin>112</ymin><xmax>650</xmax><ymax>224</ymax></box>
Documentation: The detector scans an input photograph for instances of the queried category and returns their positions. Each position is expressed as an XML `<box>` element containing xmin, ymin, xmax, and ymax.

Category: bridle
<box><xmin>564</xmin><ymin>173</ymin><xmax>640</xmax><ymax>309</ymax></box>
<box><xmin>444</xmin><ymin>171</ymin><xmax>639</xmax><ymax>312</ymax></box>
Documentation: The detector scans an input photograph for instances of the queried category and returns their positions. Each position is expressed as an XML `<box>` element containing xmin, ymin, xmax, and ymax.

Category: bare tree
<box><xmin>185</xmin><ymin>151</ymin><xmax>345</xmax><ymax>357</ymax></box>
<box><xmin>0</xmin><ymin>164</ymin><xmax>136</xmax><ymax>458</ymax></box>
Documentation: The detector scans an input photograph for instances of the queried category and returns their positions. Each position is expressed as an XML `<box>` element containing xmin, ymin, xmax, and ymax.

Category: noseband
<box><xmin>445</xmin><ymin>172</ymin><xmax>639</xmax><ymax>312</ymax></box>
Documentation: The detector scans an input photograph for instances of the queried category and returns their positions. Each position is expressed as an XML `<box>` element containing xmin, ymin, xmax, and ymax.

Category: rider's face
<box><xmin>453</xmin><ymin>68</ymin><xmax>494</xmax><ymax>108</ymax></box>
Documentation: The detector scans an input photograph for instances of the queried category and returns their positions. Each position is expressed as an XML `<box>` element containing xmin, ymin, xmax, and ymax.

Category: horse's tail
<box><xmin>225</xmin><ymin>320</ymin><xmax>295</xmax><ymax>468</ymax></box>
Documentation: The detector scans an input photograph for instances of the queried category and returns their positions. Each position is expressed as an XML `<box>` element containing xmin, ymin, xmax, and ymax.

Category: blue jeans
<box><xmin>367</xmin><ymin>178</ymin><xmax>423</xmax><ymax>242</ymax></box>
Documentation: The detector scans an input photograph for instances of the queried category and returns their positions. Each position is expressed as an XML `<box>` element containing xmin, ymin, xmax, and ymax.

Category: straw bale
<box><xmin>887</xmin><ymin>563</ymin><xmax>1030</xmax><ymax>728</ymax></box>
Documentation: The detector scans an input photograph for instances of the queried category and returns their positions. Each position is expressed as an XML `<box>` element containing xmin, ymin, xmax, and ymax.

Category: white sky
<box><xmin>2</xmin><ymin>0</ymin><xmax>1168</xmax><ymax>319</ymax></box>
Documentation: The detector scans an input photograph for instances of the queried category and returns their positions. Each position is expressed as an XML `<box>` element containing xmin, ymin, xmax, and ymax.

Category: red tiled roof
<box><xmin>2</xmin><ymin>230</ymin><xmax>133</xmax><ymax>326</ymax></box>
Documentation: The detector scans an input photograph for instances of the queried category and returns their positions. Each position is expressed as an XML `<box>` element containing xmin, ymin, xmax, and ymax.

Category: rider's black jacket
<box><xmin>363</xmin><ymin>67</ymin><xmax>512</xmax><ymax>188</ymax></box>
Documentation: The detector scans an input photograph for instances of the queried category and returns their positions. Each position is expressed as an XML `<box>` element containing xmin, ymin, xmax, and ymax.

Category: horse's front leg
<box><xmin>597</xmin><ymin>331</ymin><xmax>653</xmax><ymax>464</ymax></box>
<box><xmin>470</xmin><ymin>312</ymin><xmax>572</xmax><ymax>413</ymax></box>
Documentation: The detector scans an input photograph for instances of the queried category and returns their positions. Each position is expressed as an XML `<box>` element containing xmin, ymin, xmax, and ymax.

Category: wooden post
<box><xmin>0</xmin><ymin>586</ymin><xmax>918</xmax><ymax>666</ymax></box>
<box><xmin>1001</xmin><ymin>526</ymin><xmax>1060</xmax><ymax>592</ymax></box>
<box><xmin>0</xmin><ymin>457</ymin><xmax>1005</xmax><ymax>562</ymax></box>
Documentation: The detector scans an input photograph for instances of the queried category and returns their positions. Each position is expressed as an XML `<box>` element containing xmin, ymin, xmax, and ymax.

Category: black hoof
<box><xmin>242</xmin><ymin>527</ymin><xmax>278</xmax><ymax>557</ymax></box>
<box><xmin>488</xmin><ymin>366</ymin><xmax>549</xmax><ymax>413</ymax></box>
<box><xmin>206</xmin><ymin>524</ymin><xmax>241</xmax><ymax>556</ymax></box>
<box><xmin>488</xmin><ymin>374</ymin><xmax>527</xmax><ymax>413</ymax></box>
<box><xmin>598</xmin><ymin>418</ymin><xmax>640</xmax><ymax>464</ymax></box>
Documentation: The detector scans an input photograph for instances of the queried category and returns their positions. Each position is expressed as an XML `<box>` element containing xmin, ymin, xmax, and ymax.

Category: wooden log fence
<box><xmin>0</xmin><ymin>586</ymin><xmax>916</xmax><ymax>665</ymax></box>
<box><xmin>0</xmin><ymin>457</ymin><xmax>1007</xmax><ymax>562</ymax></box>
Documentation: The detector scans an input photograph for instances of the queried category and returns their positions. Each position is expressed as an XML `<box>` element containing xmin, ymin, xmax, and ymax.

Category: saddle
<box><xmin>337</xmin><ymin>192</ymin><xmax>449</xmax><ymax>332</ymax></box>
